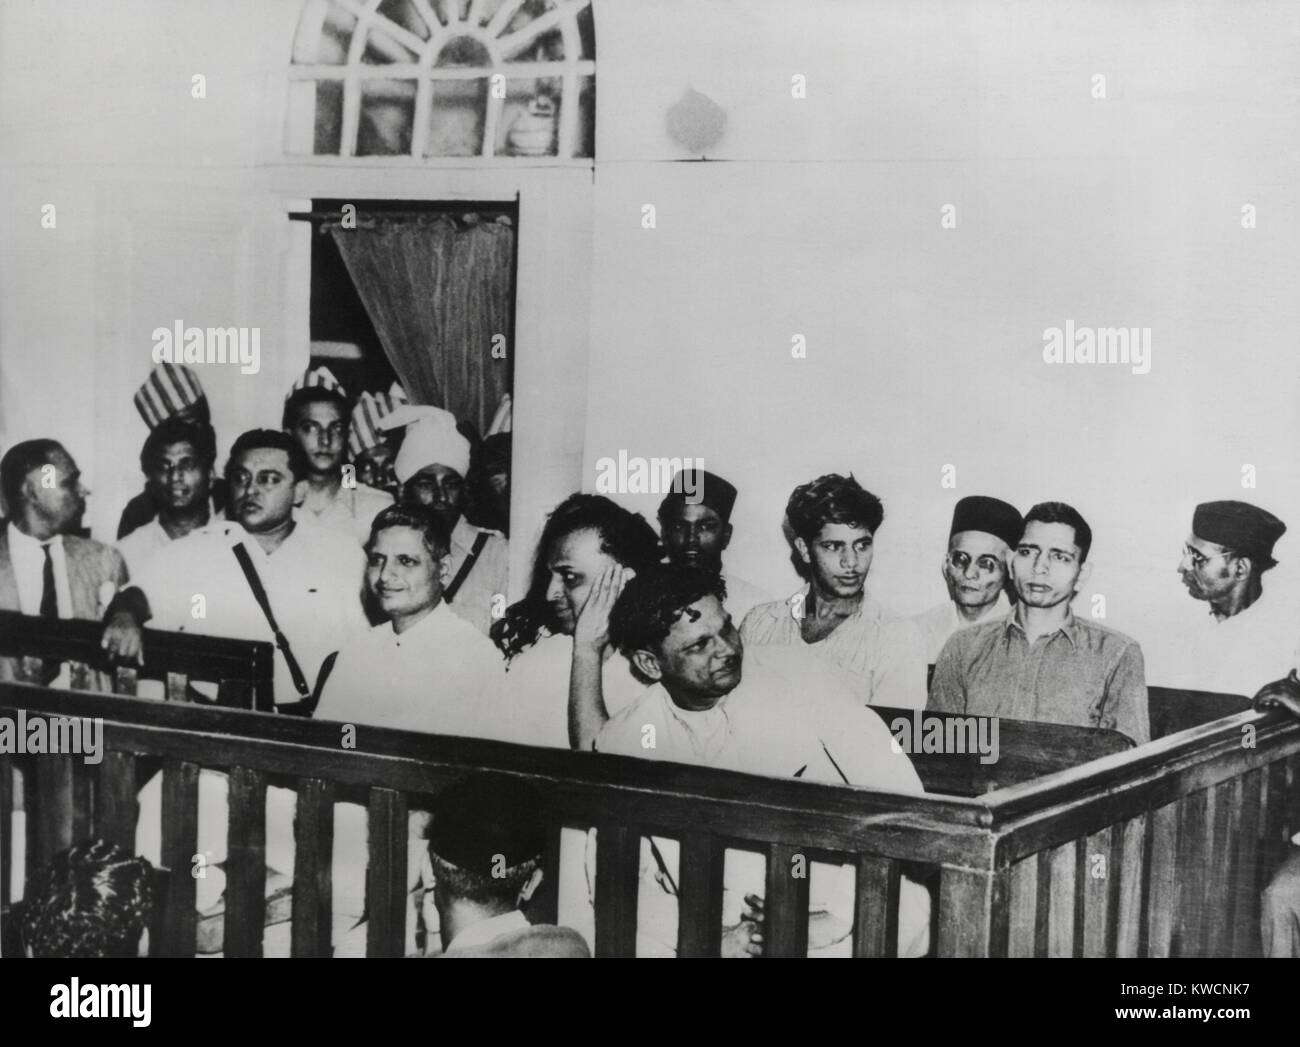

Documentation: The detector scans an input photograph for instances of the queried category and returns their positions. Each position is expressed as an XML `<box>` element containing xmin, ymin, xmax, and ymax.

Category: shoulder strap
<box><xmin>444</xmin><ymin>531</ymin><xmax>491</xmax><ymax>604</ymax></box>
<box><xmin>232</xmin><ymin>542</ymin><xmax>312</xmax><ymax>700</ymax></box>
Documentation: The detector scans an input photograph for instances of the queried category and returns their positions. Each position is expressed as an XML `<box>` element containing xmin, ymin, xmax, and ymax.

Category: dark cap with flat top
<box><xmin>1192</xmin><ymin>500</ymin><xmax>1286</xmax><ymax>562</ymax></box>
<box><xmin>658</xmin><ymin>469</ymin><xmax>738</xmax><ymax>522</ymax></box>
<box><xmin>427</xmin><ymin>774</ymin><xmax>547</xmax><ymax>874</ymax></box>
<box><xmin>949</xmin><ymin>495</ymin><xmax>1023</xmax><ymax>548</ymax></box>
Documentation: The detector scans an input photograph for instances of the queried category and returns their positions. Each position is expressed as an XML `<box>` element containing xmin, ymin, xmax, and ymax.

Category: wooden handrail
<box><xmin>0</xmin><ymin>610</ymin><xmax>275</xmax><ymax>711</ymax></box>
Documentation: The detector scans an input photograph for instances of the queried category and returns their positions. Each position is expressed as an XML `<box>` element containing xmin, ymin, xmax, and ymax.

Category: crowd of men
<box><xmin>2</xmin><ymin>359</ymin><xmax>1299</xmax><ymax>958</ymax></box>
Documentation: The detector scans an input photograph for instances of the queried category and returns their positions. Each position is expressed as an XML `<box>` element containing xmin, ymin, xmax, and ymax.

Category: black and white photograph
<box><xmin>0</xmin><ymin>0</ymin><xmax>1297</xmax><ymax>1011</ymax></box>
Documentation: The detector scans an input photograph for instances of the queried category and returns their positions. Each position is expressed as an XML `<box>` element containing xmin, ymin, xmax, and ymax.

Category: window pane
<box><xmin>303</xmin><ymin>4</ymin><xmax>358</xmax><ymax>65</ymax></box>
<box><xmin>434</xmin><ymin>35</ymin><xmax>492</xmax><ymax>68</ymax></box>
<box><xmin>313</xmin><ymin>80</ymin><xmax>345</xmax><ymax>154</ymax></box>
<box><xmin>425</xmin><ymin>79</ymin><xmax>488</xmax><ymax>156</ymax></box>
<box><xmin>498</xmin><ymin>77</ymin><xmax>561</xmax><ymax>157</ymax></box>
<box><xmin>363</xmin><ymin>28</ymin><xmax>421</xmax><ymax>65</ymax></box>
<box><xmin>575</xmin><ymin>74</ymin><xmax>595</xmax><ymax>158</ymax></box>
<box><xmin>377</xmin><ymin>0</ymin><xmax>432</xmax><ymax>41</ymax></box>
<box><xmin>357</xmin><ymin>80</ymin><xmax>416</xmax><ymax>156</ymax></box>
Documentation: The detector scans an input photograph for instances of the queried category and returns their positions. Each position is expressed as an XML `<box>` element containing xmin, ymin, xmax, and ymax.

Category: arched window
<box><xmin>288</xmin><ymin>0</ymin><xmax>595</xmax><ymax>160</ymax></box>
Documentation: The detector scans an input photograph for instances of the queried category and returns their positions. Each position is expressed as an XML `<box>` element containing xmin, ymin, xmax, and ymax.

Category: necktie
<box><xmin>39</xmin><ymin>542</ymin><xmax>60</xmax><ymax>684</ymax></box>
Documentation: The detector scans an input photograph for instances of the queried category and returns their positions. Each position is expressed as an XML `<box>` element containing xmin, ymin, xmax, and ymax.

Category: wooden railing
<box><xmin>0</xmin><ymin>610</ymin><xmax>274</xmax><ymax>711</ymax></box>
<box><xmin>3</xmin><ymin>677</ymin><xmax>1296</xmax><ymax>957</ymax></box>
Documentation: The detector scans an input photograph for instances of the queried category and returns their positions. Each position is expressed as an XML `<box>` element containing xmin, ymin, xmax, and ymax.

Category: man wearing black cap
<box><xmin>912</xmin><ymin>496</ymin><xmax>1021</xmax><ymax>665</ymax></box>
<box><xmin>1144</xmin><ymin>499</ymin><xmax>1296</xmax><ymax>695</ymax></box>
<box><xmin>421</xmin><ymin>773</ymin><xmax>589</xmax><ymax>957</ymax></box>
<box><xmin>658</xmin><ymin>468</ymin><xmax>771</xmax><ymax>624</ymax></box>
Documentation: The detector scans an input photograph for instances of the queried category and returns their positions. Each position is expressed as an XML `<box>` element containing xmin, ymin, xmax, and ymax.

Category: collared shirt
<box><xmin>115</xmin><ymin>499</ymin><xmax>218</xmax><ymax>578</ymax></box>
<box><xmin>490</xmin><ymin>631</ymin><xmax>648</xmax><ymax>749</ymax></box>
<box><xmin>1141</xmin><ymin>585</ymin><xmax>1300</xmax><ymax>698</ymax></box>
<box><xmin>7</xmin><ymin>522</ymin><xmax>72</xmax><ymax>617</ymax></box>
<box><xmin>740</xmin><ymin>588</ymin><xmax>927</xmax><ymax>708</ymax></box>
<box><xmin>295</xmin><ymin>481</ymin><xmax>393</xmax><ymax>544</ymax></box>
<box><xmin>721</xmin><ymin>571</ymin><xmax>774</xmax><ymax>626</ymax></box>
<box><xmin>442</xmin><ymin>516</ymin><xmax>509</xmax><ymax>638</ymax></box>
<box><xmin>315</xmin><ymin>600</ymin><xmax>503</xmax><ymax>736</ymax></box>
<box><xmin>133</xmin><ymin>520</ymin><xmax>367</xmax><ymax>703</ymax></box>
<box><xmin>443</xmin><ymin>910</ymin><xmax>532</xmax><ymax>954</ymax></box>
<box><xmin>912</xmin><ymin>592</ymin><xmax>1011</xmax><ymax>665</ymax></box>
<box><xmin>592</xmin><ymin>644</ymin><xmax>930</xmax><ymax>957</ymax></box>
<box><xmin>927</xmin><ymin>609</ymin><xmax>1150</xmax><ymax>744</ymax></box>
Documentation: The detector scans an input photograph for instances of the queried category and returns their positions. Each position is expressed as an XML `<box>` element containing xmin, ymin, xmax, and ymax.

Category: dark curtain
<box><xmin>326</xmin><ymin>213</ymin><xmax>514</xmax><ymax>437</ymax></box>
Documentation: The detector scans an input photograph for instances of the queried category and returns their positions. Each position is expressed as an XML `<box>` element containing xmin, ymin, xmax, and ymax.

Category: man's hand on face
<box><xmin>1253</xmin><ymin>671</ymin><xmax>1300</xmax><ymax>720</ymax></box>
<box><xmin>101</xmin><ymin>611</ymin><xmax>145</xmax><ymax>665</ymax></box>
<box><xmin>573</xmin><ymin>564</ymin><xmax>633</xmax><ymax>653</ymax></box>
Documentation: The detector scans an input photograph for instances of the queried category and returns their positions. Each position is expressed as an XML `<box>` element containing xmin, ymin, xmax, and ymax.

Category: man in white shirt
<box><xmin>283</xmin><ymin>367</ymin><xmax>393</xmax><ymax>545</ymax></box>
<box><xmin>102</xmin><ymin>428</ymin><xmax>366</xmax><ymax>706</ymax></box>
<box><xmin>383</xmin><ymin>404</ymin><xmax>508</xmax><ymax>638</ymax></box>
<box><xmin>1</xmin><ymin>439</ymin><xmax>126</xmax><ymax>688</ymax></box>
<box><xmin>657</xmin><ymin>467</ymin><xmax>772</xmax><ymax>624</ymax></box>
<box><xmin>596</xmin><ymin>564</ymin><xmax>931</xmax><ymax>957</ymax></box>
<box><xmin>741</xmin><ymin>473</ymin><xmax>927</xmax><ymax>708</ymax></box>
<box><xmin>1144</xmin><ymin>499</ymin><xmax>1294</xmax><ymax>696</ymax></box>
<box><xmin>116</xmin><ymin>417</ymin><xmax>220</xmax><ymax>577</ymax></box>
<box><xmin>912</xmin><ymin>495</ymin><xmax>1021</xmax><ymax>665</ymax></box>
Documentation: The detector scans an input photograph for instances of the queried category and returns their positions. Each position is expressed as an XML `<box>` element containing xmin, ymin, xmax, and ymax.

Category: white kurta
<box><xmin>442</xmin><ymin>517</ymin><xmax>510</xmax><ymax>638</ymax></box>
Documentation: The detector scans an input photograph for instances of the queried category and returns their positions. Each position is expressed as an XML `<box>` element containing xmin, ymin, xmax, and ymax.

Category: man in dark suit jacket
<box><xmin>1</xmin><ymin>439</ymin><xmax>127</xmax><ymax>685</ymax></box>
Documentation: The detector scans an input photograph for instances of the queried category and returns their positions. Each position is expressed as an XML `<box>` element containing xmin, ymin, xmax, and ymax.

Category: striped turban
<box><xmin>133</xmin><ymin>363</ymin><xmax>206</xmax><ymax>429</ymax></box>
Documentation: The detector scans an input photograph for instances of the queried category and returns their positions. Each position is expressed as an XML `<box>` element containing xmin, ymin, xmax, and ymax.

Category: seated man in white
<box><xmin>594</xmin><ymin>563</ymin><xmax>931</xmax><ymax>957</ymax></box>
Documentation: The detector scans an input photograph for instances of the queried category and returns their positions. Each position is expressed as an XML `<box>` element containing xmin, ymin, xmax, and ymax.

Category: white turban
<box><xmin>381</xmin><ymin>404</ymin><xmax>471</xmax><ymax>483</ymax></box>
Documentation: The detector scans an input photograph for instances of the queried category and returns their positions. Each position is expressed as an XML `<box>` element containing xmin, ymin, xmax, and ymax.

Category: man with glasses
<box><xmin>928</xmin><ymin>501</ymin><xmax>1149</xmax><ymax>744</ymax></box>
<box><xmin>912</xmin><ymin>495</ymin><xmax>1022</xmax><ymax>665</ymax></box>
<box><xmin>283</xmin><ymin>367</ymin><xmax>393</xmax><ymax>544</ymax></box>
<box><xmin>383</xmin><ymin>404</ymin><xmax>508</xmax><ymax>638</ymax></box>
<box><xmin>1144</xmin><ymin>499</ymin><xmax>1294</xmax><ymax>696</ymax></box>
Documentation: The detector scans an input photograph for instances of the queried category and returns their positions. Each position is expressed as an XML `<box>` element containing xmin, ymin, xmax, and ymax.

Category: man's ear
<box><xmin>1233</xmin><ymin>555</ymin><xmax>1253</xmax><ymax>579</ymax></box>
<box><xmin>518</xmin><ymin>866</ymin><xmax>544</xmax><ymax>904</ymax></box>
<box><xmin>437</xmin><ymin>555</ymin><xmax>451</xmax><ymax>585</ymax></box>
<box><xmin>630</xmin><ymin>648</ymin><xmax>664</xmax><ymax>682</ymax></box>
<box><xmin>794</xmin><ymin>536</ymin><xmax>811</xmax><ymax>566</ymax></box>
<box><xmin>1077</xmin><ymin>561</ymin><xmax>1093</xmax><ymax>588</ymax></box>
<box><xmin>720</xmin><ymin>523</ymin><xmax>733</xmax><ymax>552</ymax></box>
<box><xmin>292</xmin><ymin>478</ymin><xmax>308</xmax><ymax>508</ymax></box>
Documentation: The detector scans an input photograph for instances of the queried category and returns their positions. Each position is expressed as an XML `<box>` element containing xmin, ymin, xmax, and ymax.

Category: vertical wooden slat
<box><xmin>1173</xmin><ymin>789</ymin><xmax>1210</xmax><ymax>957</ymax></box>
<box><xmin>71</xmin><ymin>759</ymin><xmax>93</xmax><ymax>844</ymax></box>
<box><xmin>764</xmin><ymin>843</ymin><xmax>811</xmax><ymax>957</ymax></box>
<box><xmin>165</xmin><ymin>672</ymin><xmax>189</xmax><ymax>703</ymax></box>
<box><xmin>527</xmin><ymin>821</ymin><xmax>563</xmax><ymax>926</ymax></box>
<box><xmin>291</xmin><ymin>779</ymin><xmax>334</xmax><ymax>958</ymax></box>
<box><xmin>112</xmin><ymin>667</ymin><xmax>139</xmax><ymax>696</ymax></box>
<box><xmin>366</xmin><ymin>788</ymin><xmax>408</xmax><ymax>958</ymax></box>
<box><xmin>94</xmin><ymin>751</ymin><xmax>138</xmax><ymax>851</ymax></box>
<box><xmin>852</xmin><ymin>855</ymin><xmax>900</xmax><ymax>957</ymax></box>
<box><xmin>159</xmin><ymin>759</ymin><xmax>199</xmax><ymax>957</ymax></box>
<box><xmin>34</xmin><ymin>753</ymin><xmax>74</xmax><ymax>870</ymax></box>
<box><xmin>1006</xmin><ymin>856</ymin><xmax>1037</xmax><ymax>957</ymax></box>
<box><xmin>938</xmin><ymin>866</ymin><xmax>1010</xmax><ymax>957</ymax></box>
<box><xmin>0</xmin><ymin>755</ymin><xmax>12</xmax><ymax>913</ymax></box>
<box><xmin>224</xmin><ymin>766</ymin><xmax>267</xmax><ymax>958</ymax></box>
<box><xmin>677</xmin><ymin>832</ymin><xmax>725</xmax><ymax>958</ymax></box>
<box><xmin>592</xmin><ymin>824</ymin><xmax>640</xmax><ymax>958</ymax></box>
<box><xmin>1046</xmin><ymin>841</ymin><xmax>1075</xmax><ymax>957</ymax></box>
<box><xmin>1145</xmin><ymin>800</ymin><xmax>1179</xmax><ymax>957</ymax></box>
<box><xmin>1112</xmin><ymin>816</ymin><xmax>1140</xmax><ymax>957</ymax></box>
<box><xmin>1262</xmin><ymin>760</ymin><xmax>1288</xmax><ymax>876</ymax></box>
<box><xmin>1080</xmin><ymin>827</ymin><xmax>1113</xmax><ymax>957</ymax></box>
<box><xmin>1033</xmin><ymin>849</ymin><xmax>1052</xmax><ymax>957</ymax></box>
<box><xmin>1231</xmin><ymin>768</ymin><xmax>1263</xmax><ymax>958</ymax></box>
<box><xmin>1207</xmin><ymin>777</ymin><xmax>1239</xmax><ymax>957</ymax></box>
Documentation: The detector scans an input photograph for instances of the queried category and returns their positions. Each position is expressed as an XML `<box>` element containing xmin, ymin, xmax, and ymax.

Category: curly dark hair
<box><xmin>609</xmin><ymin>563</ymin><xmax>728</xmax><ymax>657</ymax></box>
<box><xmin>1022</xmin><ymin>501</ymin><xmax>1093</xmax><ymax>563</ymax></box>
<box><xmin>786</xmin><ymin>473</ymin><xmax>884</xmax><ymax>542</ymax></box>
<box><xmin>19</xmin><ymin>839</ymin><xmax>153</xmax><ymax>958</ymax></box>
<box><xmin>491</xmin><ymin>493</ymin><xmax>662</xmax><ymax>661</ymax></box>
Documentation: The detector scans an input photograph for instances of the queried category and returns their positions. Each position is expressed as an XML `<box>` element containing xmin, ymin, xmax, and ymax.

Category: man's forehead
<box><xmin>1186</xmin><ymin>533</ymin><xmax>1228</xmax><ymax>556</ymax></box>
<box><xmin>29</xmin><ymin>449</ymin><xmax>75</xmax><ymax>477</ymax></box>
<box><xmin>665</xmin><ymin>501</ymin><xmax>721</xmax><ymax>525</ymax></box>
<box><xmin>1018</xmin><ymin>520</ymin><xmax>1078</xmax><ymax>551</ymax></box>
<box><xmin>815</xmin><ymin>521</ymin><xmax>873</xmax><ymax>542</ymax></box>
<box><xmin>666</xmin><ymin>596</ymin><xmax>725</xmax><ymax>642</ymax></box>
<box><xmin>413</xmin><ymin>463</ymin><xmax>463</xmax><ymax>482</ymax></box>
<box><xmin>233</xmin><ymin>448</ymin><xmax>291</xmax><ymax>472</ymax></box>
<box><xmin>158</xmin><ymin>440</ymin><xmax>200</xmax><ymax>459</ymax></box>
<box><xmin>949</xmin><ymin>530</ymin><xmax>1009</xmax><ymax>555</ymax></box>
<box><xmin>295</xmin><ymin>400</ymin><xmax>345</xmax><ymax>424</ymax></box>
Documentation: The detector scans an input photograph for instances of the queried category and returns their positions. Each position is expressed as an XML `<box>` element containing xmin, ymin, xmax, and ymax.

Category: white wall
<box><xmin>582</xmin><ymin>0</ymin><xmax>1300</xmax><ymax>640</ymax></box>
